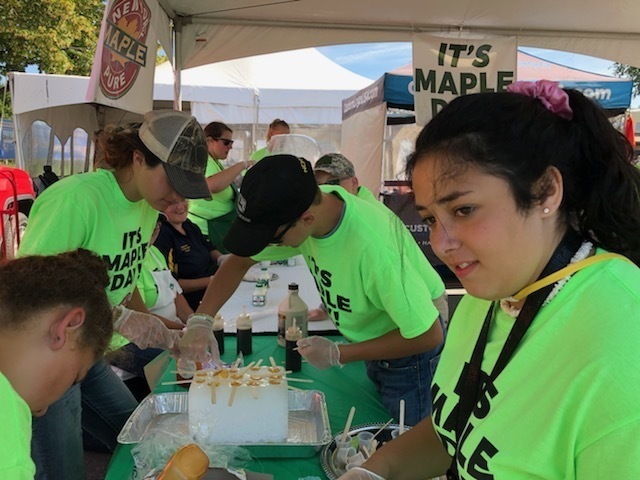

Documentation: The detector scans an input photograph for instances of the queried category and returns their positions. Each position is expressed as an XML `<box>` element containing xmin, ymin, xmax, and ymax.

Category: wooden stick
<box><xmin>341</xmin><ymin>406</ymin><xmax>356</xmax><ymax>443</ymax></box>
<box><xmin>269</xmin><ymin>356</ymin><xmax>277</xmax><ymax>368</ymax></box>
<box><xmin>232</xmin><ymin>356</ymin><xmax>242</xmax><ymax>369</ymax></box>
<box><xmin>169</xmin><ymin>370</ymin><xmax>197</xmax><ymax>375</ymax></box>
<box><xmin>287</xmin><ymin>385</ymin><xmax>305</xmax><ymax>392</ymax></box>
<box><xmin>371</xmin><ymin>418</ymin><xmax>394</xmax><ymax>440</ymax></box>
<box><xmin>283</xmin><ymin>377</ymin><xmax>314</xmax><ymax>383</ymax></box>
<box><xmin>161</xmin><ymin>379</ymin><xmax>193</xmax><ymax>386</ymax></box>
<box><xmin>209</xmin><ymin>382</ymin><xmax>217</xmax><ymax>404</ymax></box>
<box><xmin>253</xmin><ymin>358</ymin><xmax>263</xmax><ymax>368</ymax></box>
<box><xmin>399</xmin><ymin>399</ymin><xmax>406</xmax><ymax>435</ymax></box>
<box><xmin>228</xmin><ymin>384</ymin><xmax>239</xmax><ymax>406</ymax></box>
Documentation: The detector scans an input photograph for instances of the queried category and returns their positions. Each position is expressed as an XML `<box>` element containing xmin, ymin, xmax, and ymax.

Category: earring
<box><xmin>543</xmin><ymin>207</ymin><xmax>550</xmax><ymax>214</ymax></box>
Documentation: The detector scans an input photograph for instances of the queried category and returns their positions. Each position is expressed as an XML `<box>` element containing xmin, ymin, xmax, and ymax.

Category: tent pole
<box><xmin>173</xmin><ymin>18</ymin><xmax>183</xmax><ymax>111</ymax></box>
<box><xmin>252</xmin><ymin>92</ymin><xmax>259</xmax><ymax>152</ymax></box>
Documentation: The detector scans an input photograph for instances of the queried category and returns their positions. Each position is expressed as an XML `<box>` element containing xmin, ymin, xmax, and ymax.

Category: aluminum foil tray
<box><xmin>118</xmin><ymin>390</ymin><xmax>332</xmax><ymax>458</ymax></box>
<box><xmin>320</xmin><ymin>423</ymin><xmax>400</xmax><ymax>479</ymax></box>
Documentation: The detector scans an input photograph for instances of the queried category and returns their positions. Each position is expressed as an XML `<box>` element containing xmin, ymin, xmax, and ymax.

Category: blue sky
<box><xmin>318</xmin><ymin>42</ymin><xmax>618</xmax><ymax>81</ymax></box>
<box><xmin>318</xmin><ymin>42</ymin><xmax>638</xmax><ymax>107</ymax></box>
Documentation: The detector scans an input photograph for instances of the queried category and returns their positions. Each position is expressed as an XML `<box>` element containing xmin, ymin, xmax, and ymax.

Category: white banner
<box><xmin>412</xmin><ymin>35</ymin><xmax>517</xmax><ymax>125</ymax></box>
<box><xmin>86</xmin><ymin>0</ymin><xmax>161</xmax><ymax>115</ymax></box>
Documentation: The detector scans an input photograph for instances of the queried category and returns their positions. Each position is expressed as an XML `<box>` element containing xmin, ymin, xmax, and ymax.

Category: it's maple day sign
<box><xmin>99</xmin><ymin>0</ymin><xmax>151</xmax><ymax>99</ymax></box>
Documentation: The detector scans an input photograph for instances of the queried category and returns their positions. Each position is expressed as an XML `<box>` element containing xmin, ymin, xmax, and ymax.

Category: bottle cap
<box><xmin>288</xmin><ymin>283</ymin><xmax>299</xmax><ymax>291</ymax></box>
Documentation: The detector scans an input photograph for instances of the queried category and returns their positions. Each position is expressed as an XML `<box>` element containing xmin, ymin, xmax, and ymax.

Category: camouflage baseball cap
<box><xmin>139</xmin><ymin>110</ymin><xmax>209</xmax><ymax>199</ymax></box>
<box><xmin>313</xmin><ymin>153</ymin><xmax>355</xmax><ymax>179</ymax></box>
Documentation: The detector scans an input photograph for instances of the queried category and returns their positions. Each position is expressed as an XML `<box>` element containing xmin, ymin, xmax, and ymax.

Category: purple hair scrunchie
<box><xmin>507</xmin><ymin>80</ymin><xmax>573</xmax><ymax>120</ymax></box>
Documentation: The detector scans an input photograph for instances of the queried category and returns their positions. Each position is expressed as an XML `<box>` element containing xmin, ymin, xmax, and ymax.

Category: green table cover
<box><xmin>105</xmin><ymin>335</ymin><xmax>390</xmax><ymax>479</ymax></box>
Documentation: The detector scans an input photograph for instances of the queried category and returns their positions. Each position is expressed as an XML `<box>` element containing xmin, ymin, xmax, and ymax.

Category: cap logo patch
<box><xmin>299</xmin><ymin>158</ymin><xmax>308</xmax><ymax>173</ymax></box>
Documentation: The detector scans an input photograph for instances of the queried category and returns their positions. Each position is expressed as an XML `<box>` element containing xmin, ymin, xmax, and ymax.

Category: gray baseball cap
<box><xmin>314</xmin><ymin>153</ymin><xmax>356</xmax><ymax>179</ymax></box>
<box><xmin>139</xmin><ymin>110</ymin><xmax>210</xmax><ymax>199</ymax></box>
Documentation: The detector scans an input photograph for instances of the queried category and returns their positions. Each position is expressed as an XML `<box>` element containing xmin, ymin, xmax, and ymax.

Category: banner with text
<box><xmin>412</xmin><ymin>35</ymin><xmax>517</xmax><ymax>125</ymax></box>
<box><xmin>86</xmin><ymin>0</ymin><xmax>161</xmax><ymax>114</ymax></box>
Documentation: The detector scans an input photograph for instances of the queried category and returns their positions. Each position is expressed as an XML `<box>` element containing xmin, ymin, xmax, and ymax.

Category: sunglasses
<box><xmin>211</xmin><ymin>137</ymin><xmax>234</xmax><ymax>147</ymax></box>
<box><xmin>321</xmin><ymin>178</ymin><xmax>342</xmax><ymax>186</ymax></box>
<box><xmin>269</xmin><ymin>218</ymin><xmax>298</xmax><ymax>245</ymax></box>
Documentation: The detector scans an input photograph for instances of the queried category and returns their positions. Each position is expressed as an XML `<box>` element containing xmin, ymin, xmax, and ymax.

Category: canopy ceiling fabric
<box><xmin>151</xmin><ymin>0</ymin><xmax>640</xmax><ymax>69</ymax></box>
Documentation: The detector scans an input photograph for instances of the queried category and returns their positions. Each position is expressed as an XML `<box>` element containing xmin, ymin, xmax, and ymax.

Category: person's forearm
<box><xmin>178</xmin><ymin>276</ymin><xmax>213</xmax><ymax>293</ymax></box>
<box><xmin>196</xmin><ymin>254</ymin><xmax>256</xmax><ymax>316</ymax></box>
<box><xmin>175</xmin><ymin>294</ymin><xmax>194</xmax><ymax>323</ymax></box>
<box><xmin>206</xmin><ymin>162</ymin><xmax>251</xmax><ymax>193</ymax></box>
<box><xmin>363</xmin><ymin>417</ymin><xmax>451</xmax><ymax>480</ymax></box>
<box><xmin>338</xmin><ymin>319</ymin><xmax>443</xmax><ymax>364</ymax></box>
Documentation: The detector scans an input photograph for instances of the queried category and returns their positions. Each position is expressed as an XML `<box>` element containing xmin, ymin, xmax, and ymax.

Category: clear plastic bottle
<box><xmin>252</xmin><ymin>279</ymin><xmax>267</xmax><ymax>306</ymax></box>
<box><xmin>236</xmin><ymin>305</ymin><xmax>252</xmax><ymax>356</ymax></box>
<box><xmin>277</xmin><ymin>283</ymin><xmax>308</xmax><ymax>347</ymax></box>
<box><xmin>259</xmin><ymin>261</ymin><xmax>271</xmax><ymax>288</ymax></box>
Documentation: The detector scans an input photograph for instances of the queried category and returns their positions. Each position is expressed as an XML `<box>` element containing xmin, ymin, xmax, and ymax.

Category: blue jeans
<box><xmin>365</xmin><ymin>317</ymin><xmax>445</xmax><ymax>426</ymax></box>
<box><xmin>31</xmin><ymin>359</ymin><xmax>138</xmax><ymax>480</ymax></box>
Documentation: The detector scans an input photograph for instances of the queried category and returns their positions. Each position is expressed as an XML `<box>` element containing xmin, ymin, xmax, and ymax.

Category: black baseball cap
<box><xmin>224</xmin><ymin>154</ymin><xmax>318</xmax><ymax>256</ymax></box>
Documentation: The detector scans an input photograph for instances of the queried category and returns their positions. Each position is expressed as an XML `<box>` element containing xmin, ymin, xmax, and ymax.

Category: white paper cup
<box><xmin>346</xmin><ymin>451</ymin><xmax>365</xmax><ymax>467</ymax></box>
<box><xmin>391</xmin><ymin>428</ymin><xmax>400</xmax><ymax>439</ymax></box>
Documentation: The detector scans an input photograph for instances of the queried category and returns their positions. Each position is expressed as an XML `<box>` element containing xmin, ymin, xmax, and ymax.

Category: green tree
<box><xmin>0</xmin><ymin>0</ymin><xmax>104</xmax><ymax>77</ymax></box>
<box><xmin>613</xmin><ymin>63</ymin><xmax>640</xmax><ymax>97</ymax></box>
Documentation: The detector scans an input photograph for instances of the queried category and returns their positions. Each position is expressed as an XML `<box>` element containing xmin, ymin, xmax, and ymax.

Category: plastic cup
<box><xmin>390</xmin><ymin>428</ymin><xmax>400</xmax><ymax>439</ymax></box>
<box><xmin>335</xmin><ymin>446</ymin><xmax>356</xmax><ymax>467</ymax></box>
<box><xmin>346</xmin><ymin>451</ymin><xmax>365</xmax><ymax>467</ymax></box>
<box><xmin>357</xmin><ymin>430</ymin><xmax>375</xmax><ymax>452</ymax></box>
<box><xmin>335</xmin><ymin>433</ymin><xmax>353</xmax><ymax>450</ymax></box>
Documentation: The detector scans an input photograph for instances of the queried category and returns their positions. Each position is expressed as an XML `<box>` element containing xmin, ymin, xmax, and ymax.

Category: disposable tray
<box><xmin>118</xmin><ymin>390</ymin><xmax>332</xmax><ymax>458</ymax></box>
<box><xmin>320</xmin><ymin>423</ymin><xmax>401</xmax><ymax>479</ymax></box>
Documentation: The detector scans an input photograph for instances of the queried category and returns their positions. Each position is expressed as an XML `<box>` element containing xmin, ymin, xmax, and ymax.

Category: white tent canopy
<box><xmin>153</xmin><ymin>48</ymin><xmax>371</xmax><ymax>125</ymax></box>
<box><xmin>9</xmin><ymin>48</ymin><xmax>371</xmax><ymax>175</ymax></box>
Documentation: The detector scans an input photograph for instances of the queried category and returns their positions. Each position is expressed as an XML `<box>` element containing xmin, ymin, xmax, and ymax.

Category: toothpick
<box><xmin>341</xmin><ymin>406</ymin><xmax>356</xmax><ymax>443</ymax></box>
<box><xmin>161</xmin><ymin>379</ymin><xmax>193</xmax><ymax>386</ymax></box>
<box><xmin>371</xmin><ymin>418</ymin><xmax>394</xmax><ymax>440</ymax></box>
<box><xmin>269</xmin><ymin>356</ymin><xmax>277</xmax><ymax>368</ymax></box>
<box><xmin>399</xmin><ymin>399</ymin><xmax>406</xmax><ymax>435</ymax></box>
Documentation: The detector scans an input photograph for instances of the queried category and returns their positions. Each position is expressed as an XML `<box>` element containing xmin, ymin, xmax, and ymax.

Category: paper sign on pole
<box><xmin>412</xmin><ymin>35</ymin><xmax>517</xmax><ymax>125</ymax></box>
<box><xmin>86</xmin><ymin>0</ymin><xmax>160</xmax><ymax>115</ymax></box>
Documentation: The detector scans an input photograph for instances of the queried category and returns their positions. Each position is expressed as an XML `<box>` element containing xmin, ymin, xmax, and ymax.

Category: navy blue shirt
<box><xmin>155</xmin><ymin>218</ymin><xmax>217</xmax><ymax>309</ymax></box>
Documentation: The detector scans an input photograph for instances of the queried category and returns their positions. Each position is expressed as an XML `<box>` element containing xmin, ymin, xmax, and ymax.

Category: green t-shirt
<box><xmin>18</xmin><ymin>169</ymin><xmax>157</xmax><ymax>348</ymax></box>
<box><xmin>432</xmin><ymin>251</ymin><xmax>640</xmax><ymax>479</ymax></box>
<box><xmin>356</xmin><ymin>185</ymin><xmax>378</xmax><ymax>204</ymax></box>
<box><xmin>0</xmin><ymin>372</ymin><xmax>36</xmax><ymax>479</ymax></box>
<box><xmin>254</xmin><ymin>186</ymin><xmax>445</xmax><ymax>342</ymax></box>
<box><xmin>188</xmin><ymin>156</ymin><xmax>235</xmax><ymax>236</ymax></box>
<box><xmin>249</xmin><ymin>146</ymin><xmax>269</xmax><ymax>162</ymax></box>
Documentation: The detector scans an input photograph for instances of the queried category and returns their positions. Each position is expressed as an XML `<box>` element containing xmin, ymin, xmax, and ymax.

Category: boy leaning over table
<box><xmin>178</xmin><ymin>154</ymin><xmax>448</xmax><ymax>426</ymax></box>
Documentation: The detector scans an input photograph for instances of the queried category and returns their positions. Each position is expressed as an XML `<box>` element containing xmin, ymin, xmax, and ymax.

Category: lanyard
<box><xmin>448</xmin><ymin>231</ymin><xmax>583</xmax><ymax>479</ymax></box>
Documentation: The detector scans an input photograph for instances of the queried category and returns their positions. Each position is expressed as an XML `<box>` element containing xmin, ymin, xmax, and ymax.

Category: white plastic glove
<box><xmin>178</xmin><ymin>313</ymin><xmax>221</xmax><ymax>365</ymax></box>
<box><xmin>217</xmin><ymin>254</ymin><xmax>230</xmax><ymax>267</ymax></box>
<box><xmin>112</xmin><ymin>305</ymin><xmax>181</xmax><ymax>350</ymax></box>
<box><xmin>338</xmin><ymin>466</ymin><xmax>386</xmax><ymax>480</ymax></box>
<box><xmin>296</xmin><ymin>336</ymin><xmax>342</xmax><ymax>370</ymax></box>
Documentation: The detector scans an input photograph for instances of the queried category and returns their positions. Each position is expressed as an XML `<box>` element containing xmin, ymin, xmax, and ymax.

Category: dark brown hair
<box><xmin>94</xmin><ymin>125</ymin><xmax>161</xmax><ymax>170</ymax></box>
<box><xmin>0</xmin><ymin>249</ymin><xmax>114</xmax><ymax>358</ymax></box>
